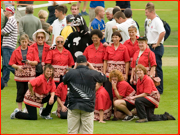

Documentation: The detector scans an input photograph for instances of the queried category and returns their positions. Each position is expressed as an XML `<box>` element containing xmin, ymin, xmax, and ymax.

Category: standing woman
<box><xmin>30</xmin><ymin>29</ymin><xmax>50</xmax><ymax>76</ymax></box>
<box><xmin>45</xmin><ymin>36</ymin><xmax>74</xmax><ymax>86</ymax></box>
<box><xmin>130</xmin><ymin>36</ymin><xmax>156</xmax><ymax>85</ymax></box>
<box><xmin>83</xmin><ymin>29</ymin><xmax>105</xmax><ymax>72</ymax></box>
<box><xmin>10</xmin><ymin>64</ymin><xmax>57</xmax><ymax>120</ymax></box>
<box><xmin>9</xmin><ymin>34</ymin><xmax>39</xmax><ymax>112</ymax></box>
<box><xmin>128</xmin><ymin>64</ymin><xmax>175</xmax><ymax>123</ymax></box>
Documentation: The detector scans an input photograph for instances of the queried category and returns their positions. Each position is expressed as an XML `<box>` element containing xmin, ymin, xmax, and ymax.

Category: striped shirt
<box><xmin>1</xmin><ymin>16</ymin><xmax>17</xmax><ymax>49</ymax></box>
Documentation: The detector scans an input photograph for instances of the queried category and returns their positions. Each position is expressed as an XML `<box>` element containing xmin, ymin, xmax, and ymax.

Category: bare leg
<box><xmin>114</xmin><ymin>100</ymin><xmax>132</xmax><ymax>116</ymax></box>
<box><xmin>82</xmin><ymin>1</ymin><xmax>88</xmax><ymax>12</ymax></box>
<box><xmin>17</xmin><ymin>102</ymin><xmax>22</xmax><ymax>111</ymax></box>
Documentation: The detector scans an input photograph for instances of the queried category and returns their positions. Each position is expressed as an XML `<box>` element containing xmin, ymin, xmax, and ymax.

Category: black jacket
<box><xmin>63</xmin><ymin>65</ymin><xmax>107</xmax><ymax>112</ymax></box>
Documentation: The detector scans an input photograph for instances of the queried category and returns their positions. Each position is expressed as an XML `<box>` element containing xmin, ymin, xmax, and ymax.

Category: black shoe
<box><xmin>112</xmin><ymin>117</ymin><xmax>118</xmax><ymax>121</ymax></box>
<box><xmin>136</xmin><ymin>118</ymin><xmax>148</xmax><ymax>123</ymax></box>
<box><xmin>164</xmin><ymin>112</ymin><xmax>176</xmax><ymax>120</ymax></box>
<box><xmin>122</xmin><ymin>115</ymin><xmax>134</xmax><ymax>121</ymax></box>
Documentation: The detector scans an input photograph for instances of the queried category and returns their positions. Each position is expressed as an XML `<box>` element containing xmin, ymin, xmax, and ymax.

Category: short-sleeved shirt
<box><xmin>83</xmin><ymin>43</ymin><xmax>105</xmax><ymax>64</ymax></box>
<box><xmin>56</xmin><ymin>82</ymin><xmax>68</xmax><ymax>102</ymax></box>
<box><xmin>95</xmin><ymin>86</ymin><xmax>112</xmax><ymax>111</ymax></box>
<box><xmin>131</xmin><ymin>48</ymin><xmax>156</xmax><ymax>68</ymax></box>
<box><xmin>45</xmin><ymin>47</ymin><xmax>74</xmax><ymax>67</ymax></box>
<box><xmin>90</xmin><ymin>18</ymin><xmax>106</xmax><ymax>43</ymax></box>
<box><xmin>90</xmin><ymin>1</ymin><xmax>105</xmax><ymax>8</ymax></box>
<box><xmin>104</xmin><ymin>43</ymin><xmax>130</xmax><ymax>62</ymax></box>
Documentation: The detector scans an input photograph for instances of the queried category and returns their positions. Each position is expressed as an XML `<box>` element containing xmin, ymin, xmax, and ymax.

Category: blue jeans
<box><xmin>150</xmin><ymin>44</ymin><xmax>164</xmax><ymax>94</ymax></box>
<box><xmin>2</xmin><ymin>47</ymin><xmax>15</xmax><ymax>83</ymax></box>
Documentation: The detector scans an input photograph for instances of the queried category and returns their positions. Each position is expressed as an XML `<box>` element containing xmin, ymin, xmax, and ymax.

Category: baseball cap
<box><xmin>6</xmin><ymin>6</ymin><xmax>15</xmax><ymax>14</ymax></box>
<box><xmin>124</xmin><ymin>8</ymin><xmax>132</xmax><ymax>18</ymax></box>
<box><xmin>66</xmin><ymin>14</ymin><xmax>74</xmax><ymax>22</ymax></box>
<box><xmin>76</xmin><ymin>55</ymin><xmax>87</xmax><ymax>63</ymax></box>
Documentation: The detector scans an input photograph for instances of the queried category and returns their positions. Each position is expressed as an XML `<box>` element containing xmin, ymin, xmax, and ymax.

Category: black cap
<box><xmin>137</xmin><ymin>36</ymin><xmax>148</xmax><ymax>41</ymax></box>
<box><xmin>66</xmin><ymin>14</ymin><xmax>74</xmax><ymax>22</ymax></box>
<box><xmin>124</xmin><ymin>8</ymin><xmax>132</xmax><ymax>18</ymax></box>
<box><xmin>76</xmin><ymin>55</ymin><xmax>87</xmax><ymax>63</ymax></box>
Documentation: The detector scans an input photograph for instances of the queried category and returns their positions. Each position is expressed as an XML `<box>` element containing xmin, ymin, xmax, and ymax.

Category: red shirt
<box><xmin>112</xmin><ymin>81</ymin><xmax>135</xmax><ymax>98</ymax></box>
<box><xmin>131</xmin><ymin>48</ymin><xmax>157</xmax><ymax>68</ymax></box>
<box><xmin>136</xmin><ymin>75</ymin><xmax>157</xmax><ymax>95</ymax></box>
<box><xmin>29</xmin><ymin>42</ymin><xmax>50</xmax><ymax>65</ymax></box>
<box><xmin>45</xmin><ymin>47</ymin><xmax>74</xmax><ymax>66</ymax></box>
<box><xmin>56</xmin><ymin>82</ymin><xmax>68</xmax><ymax>102</ymax></box>
<box><xmin>104</xmin><ymin>43</ymin><xmax>130</xmax><ymax>62</ymax></box>
<box><xmin>123</xmin><ymin>38</ymin><xmax>139</xmax><ymax>58</ymax></box>
<box><xmin>83</xmin><ymin>43</ymin><xmax>105</xmax><ymax>64</ymax></box>
<box><xmin>9</xmin><ymin>46</ymin><xmax>39</xmax><ymax>66</ymax></box>
<box><xmin>95</xmin><ymin>86</ymin><xmax>112</xmax><ymax>111</ymax></box>
<box><xmin>29</xmin><ymin>74</ymin><xmax>56</xmax><ymax>95</ymax></box>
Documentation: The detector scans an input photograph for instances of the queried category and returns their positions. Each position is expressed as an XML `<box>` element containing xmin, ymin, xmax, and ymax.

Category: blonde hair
<box><xmin>145</xmin><ymin>2</ymin><xmax>155</xmax><ymax>13</ymax></box>
<box><xmin>109</xmin><ymin>69</ymin><xmax>124</xmax><ymax>82</ymax></box>
<box><xmin>38</xmin><ymin>10</ymin><xmax>48</xmax><ymax>19</ymax></box>
<box><xmin>135</xmin><ymin>64</ymin><xmax>147</xmax><ymax>75</ymax></box>
<box><xmin>55</xmin><ymin>36</ymin><xmax>64</xmax><ymax>42</ymax></box>
<box><xmin>20</xmin><ymin>34</ymin><xmax>29</xmax><ymax>41</ymax></box>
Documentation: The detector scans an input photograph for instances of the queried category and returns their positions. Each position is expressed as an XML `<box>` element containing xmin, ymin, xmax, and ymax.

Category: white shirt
<box><xmin>146</xmin><ymin>17</ymin><xmax>165</xmax><ymax>44</ymax></box>
<box><xmin>116</xmin><ymin>18</ymin><xmax>140</xmax><ymax>44</ymax></box>
<box><xmin>51</xmin><ymin>17</ymin><xmax>66</xmax><ymax>45</ymax></box>
<box><xmin>105</xmin><ymin>19</ymin><xmax>118</xmax><ymax>43</ymax></box>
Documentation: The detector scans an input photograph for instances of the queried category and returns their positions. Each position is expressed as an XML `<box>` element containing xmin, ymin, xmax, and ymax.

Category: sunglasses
<box><xmin>37</xmin><ymin>36</ymin><xmax>44</xmax><ymax>39</ymax></box>
<box><xmin>56</xmin><ymin>41</ymin><xmax>64</xmax><ymax>44</ymax></box>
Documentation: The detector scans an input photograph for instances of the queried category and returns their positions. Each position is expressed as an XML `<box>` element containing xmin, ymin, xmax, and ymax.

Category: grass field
<box><xmin>1</xmin><ymin>1</ymin><xmax>178</xmax><ymax>134</ymax></box>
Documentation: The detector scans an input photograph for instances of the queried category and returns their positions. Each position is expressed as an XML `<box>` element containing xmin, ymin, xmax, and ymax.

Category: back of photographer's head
<box><xmin>76</xmin><ymin>55</ymin><xmax>87</xmax><ymax>66</ymax></box>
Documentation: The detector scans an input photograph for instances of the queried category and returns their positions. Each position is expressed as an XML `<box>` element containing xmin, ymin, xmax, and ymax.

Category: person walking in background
<box><xmin>77</xmin><ymin>1</ymin><xmax>89</xmax><ymax>16</ymax></box>
<box><xmin>145</xmin><ymin>2</ymin><xmax>165</xmax><ymax>94</ymax></box>
<box><xmin>46</xmin><ymin>1</ymin><xmax>58</xmax><ymax>25</ymax></box>
<box><xmin>1</xmin><ymin>6</ymin><xmax>17</xmax><ymax>87</ymax></box>
<box><xmin>63</xmin><ymin>55</ymin><xmax>107</xmax><ymax>134</ymax></box>
<box><xmin>116</xmin><ymin>1</ymin><xmax>131</xmax><ymax>12</ymax></box>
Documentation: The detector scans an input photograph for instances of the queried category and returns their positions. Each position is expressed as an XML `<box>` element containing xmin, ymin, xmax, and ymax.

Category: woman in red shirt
<box><xmin>9</xmin><ymin>34</ymin><xmax>39</xmax><ymax>112</ymax></box>
<box><xmin>83</xmin><ymin>29</ymin><xmax>105</xmax><ymax>72</ymax></box>
<box><xmin>10</xmin><ymin>64</ymin><xmax>57</xmax><ymax>120</ymax></box>
<box><xmin>45</xmin><ymin>36</ymin><xmax>74</xmax><ymax>86</ymax></box>
<box><xmin>109</xmin><ymin>69</ymin><xmax>136</xmax><ymax>121</ymax></box>
<box><xmin>128</xmin><ymin>64</ymin><xmax>175</xmax><ymax>123</ymax></box>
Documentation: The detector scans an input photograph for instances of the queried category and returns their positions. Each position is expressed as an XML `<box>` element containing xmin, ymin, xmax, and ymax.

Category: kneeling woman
<box><xmin>129</xmin><ymin>64</ymin><xmax>175</xmax><ymax>123</ymax></box>
<box><xmin>109</xmin><ymin>69</ymin><xmax>136</xmax><ymax>121</ymax></box>
<box><xmin>10</xmin><ymin>64</ymin><xmax>57</xmax><ymax>120</ymax></box>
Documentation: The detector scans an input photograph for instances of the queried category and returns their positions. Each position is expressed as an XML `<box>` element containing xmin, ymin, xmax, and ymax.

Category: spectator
<box><xmin>129</xmin><ymin>64</ymin><xmax>175</xmax><ymax>123</ymax></box>
<box><xmin>105</xmin><ymin>8</ymin><xmax>113</xmax><ymax>21</ymax></box>
<box><xmin>70</xmin><ymin>4</ymin><xmax>79</xmax><ymax>16</ymax></box>
<box><xmin>45</xmin><ymin>36</ymin><xmax>74</xmax><ymax>86</ymax></box>
<box><xmin>9</xmin><ymin>34</ymin><xmax>39</xmax><ymax>112</ymax></box>
<box><xmin>116</xmin><ymin>1</ymin><xmax>131</xmax><ymax>12</ymax></box>
<box><xmin>83</xmin><ymin>29</ymin><xmax>105</xmax><ymax>73</ymax></box>
<box><xmin>19</xmin><ymin>5</ymin><xmax>42</xmax><ymax>45</ymax></box>
<box><xmin>30</xmin><ymin>29</ymin><xmax>50</xmax><ymax>76</ymax></box>
<box><xmin>94</xmin><ymin>82</ymin><xmax>112</xmax><ymax>123</ymax></box>
<box><xmin>130</xmin><ymin>36</ymin><xmax>156</xmax><ymax>85</ymax></box>
<box><xmin>64</xmin><ymin>15</ymin><xmax>92</xmax><ymax>62</ymax></box>
<box><xmin>10</xmin><ymin>64</ymin><xmax>57</xmax><ymax>120</ymax></box>
<box><xmin>3</xmin><ymin>1</ymin><xmax>15</xmax><ymax>8</ymax></box>
<box><xmin>105</xmin><ymin>7</ymin><xmax>121</xmax><ymax>43</ymax></box>
<box><xmin>63</xmin><ymin>55</ymin><xmax>107</xmax><ymax>134</ymax></box>
<box><xmin>77</xmin><ymin>1</ymin><xmax>89</xmax><ymax>16</ymax></box>
<box><xmin>1</xmin><ymin>6</ymin><xmax>17</xmax><ymax>87</ymax></box>
<box><xmin>51</xmin><ymin>5</ymin><xmax>66</xmax><ymax>46</ymax></box>
<box><xmin>38</xmin><ymin>10</ymin><xmax>52</xmax><ymax>45</ymax></box>
<box><xmin>60</xmin><ymin>14</ymin><xmax>77</xmax><ymax>41</ymax></box>
<box><xmin>145</xmin><ymin>2</ymin><xmax>165</xmax><ymax>94</ymax></box>
<box><xmin>109</xmin><ymin>69</ymin><xmax>136</xmax><ymax>121</ymax></box>
<box><xmin>90</xmin><ymin>6</ymin><xmax>106</xmax><ymax>43</ymax></box>
<box><xmin>46</xmin><ymin>1</ymin><xmax>58</xmax><ymax>25</ymax></box>
<box><xmin>1</xmin><ymin>78</ymin><xmax>5</xmax><ymax>90</ymax></box>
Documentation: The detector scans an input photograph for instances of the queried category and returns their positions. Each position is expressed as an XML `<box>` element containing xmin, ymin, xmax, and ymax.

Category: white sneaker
<box><xmin>22</xmin><ymin>108</ymin><xmax>28</xmax><ymax>113</ymax></box>
<box><xmin>39</xmin><ymin>107</ymin><xmax>44</xmax><ymax>116</ymax></box>
<box><xmin>52</xmin><ymin>110</ymin><xmax>57</xmax><ymax>116</ymax></box>
<box><xmin>41</xmin><ymin>114</ymin><xmax>53</xmax><ymax>120</ymax></box>
<box><xmin>10</xmin><ymin>108</ymin><xmax>20</xmax><ymax>119</ymax></box>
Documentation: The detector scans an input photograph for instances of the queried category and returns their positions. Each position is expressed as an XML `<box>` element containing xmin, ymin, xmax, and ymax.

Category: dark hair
<box><xmin>113</xmin><ymin>8</ymin><xmax>121</xmax><ymax>15</ymax></box>
<box><xmin>113</xmin><ymin>11</ymin><xmax>126</xmax><ymax>19</ymax></box>
<box><xmin>62</xmin><ymin>5</ymin><xmax>68</xmax><ymax>14</ymax></box>
<box><xmin>112</xmin><ymin>31</ymin><xmax>123</xmax><ymax>42</ymax></box>
<box><xmin>43</xmin><ymin>64</ymin><xmax>54</xmax><ymax>79</ymax></box>
<box><xmin>90</xmin><ymin>29</ymin><xmax>103</xmax><ymax>39</ymax></box>
<box><xmin>55</xmin><ymin>5</ymin><xmax>66</xmax><ymax>14</ymax></box>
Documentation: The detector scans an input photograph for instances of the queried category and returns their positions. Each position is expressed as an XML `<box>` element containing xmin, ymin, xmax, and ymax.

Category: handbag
<box><xmin>148</xmin><ymin>51</ymin><xmax>161</xmax><ymax>87</ymax></box>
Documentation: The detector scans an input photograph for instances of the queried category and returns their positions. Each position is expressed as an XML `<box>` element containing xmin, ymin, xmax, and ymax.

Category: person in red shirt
<box><xmin>30</xmin><ymin>29</ymin><xmax>50</xmax><ymax>76</ymax></box>
<box><xmin>123</xmin><ymin>25</ymin><xmax>139</xmax><ymax>88</ymax></box>
<box><xmin>45</xmin><ymin>36</ymin><xmax>74</xmax><ymax>86</ymax></box>
<box><xmin>83</xmin><ymin>29</ymin><xmax>106</xmax><ymax>73</ymax></box>
<box><xmin>109</xmin><ymin>69</ymin><xmax>136</xmax><ymax>121</ymax></box>
<box><xmin>9</xmin><ymin>34</ymin><xmax>39</xmax><ymax>112</ymax></box>
<box><xmin>94</xmin><ymin>82</ymin><xmax>112</xmax><ymax>123</ymax></box>
<box><xmin>128</xmin><ymin>64</ymin><xmax>175</xmax><ymax>123</ymax></box>
<box><xmin>130</xmin><ymin>36</ymin><xmax>156</xmax><ymax>85</ymax></box>
<box><xmin>10</xmin><ymin>64</ymin><xmax>57</xmax><ymax>120</ymax></box>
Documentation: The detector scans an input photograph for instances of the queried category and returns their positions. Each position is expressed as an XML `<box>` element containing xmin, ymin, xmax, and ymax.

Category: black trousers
<box><xmin>135</xmin><ymin>97</ymin><xmax>168</xmax><ymax>121</ymax></box>
<box><xmin>16</xmin><ymin>81</ymin><xmax>28</xmax><ymax>102</ymax></box>
<box><xmin>15</xmin><ymin>95</ymin><xmax>57</xmax><ymax>120</ymax></box>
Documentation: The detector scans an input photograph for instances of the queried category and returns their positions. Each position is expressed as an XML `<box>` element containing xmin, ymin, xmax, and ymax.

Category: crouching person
<box><xmin>94</xmin><ymin>82</ymin><xmax>112</xmax><ymax>123</ymax></box>
<box><xmin>10</xmin><ymin>64</ymin><xmax>57</xmax><ymax>120</ymax></box>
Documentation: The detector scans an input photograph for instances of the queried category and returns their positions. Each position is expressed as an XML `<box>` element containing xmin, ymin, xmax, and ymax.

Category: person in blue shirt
<box><xmin>90</xmin><ymin>6</ymin><xmax>106</xmax><ymax>43</ymax></box>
